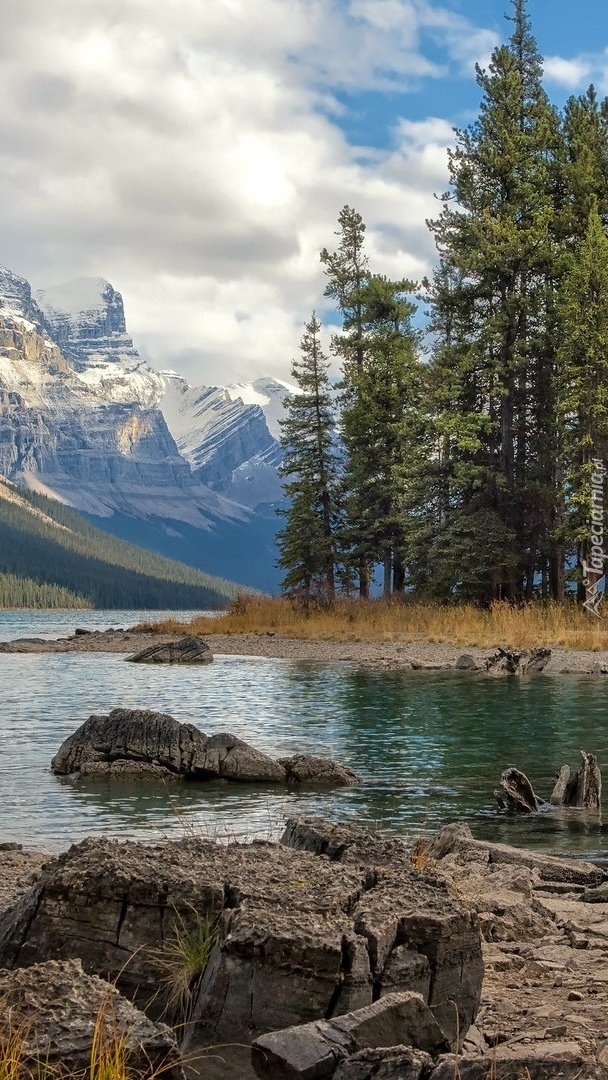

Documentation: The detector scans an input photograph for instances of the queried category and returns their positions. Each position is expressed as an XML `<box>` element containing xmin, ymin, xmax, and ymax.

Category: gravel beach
<box><xmin>1</xmin><ymin>627</ymin><xmax>608</xmax><ymax>673</ymax></box>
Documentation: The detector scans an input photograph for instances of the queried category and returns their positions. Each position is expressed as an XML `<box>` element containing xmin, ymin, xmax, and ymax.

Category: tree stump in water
<box><xmin>550</xmin><ymin>765</ymin><xmax>570</xmax><ymax>805</ymax></box>
<box><xmin>558</xmin><ymin>751</ymin><xmax>602</xmax><ymax>809</ymax></box>
<box><xmin>495</xmin><ymin>767</ymin><xmax>541</xmax><ymax>813</ymax></box>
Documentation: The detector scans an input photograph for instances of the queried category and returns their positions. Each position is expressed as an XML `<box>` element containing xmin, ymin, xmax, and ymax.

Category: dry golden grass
<box><xmin>0</xmin><ymin>993</ymin><xmax>179</xmax><ymax>1080</ymax></box>
<box><xmin>132</xmin><ymin>595</ymin><xmax>608</xmax><ymax>651</ymax></box>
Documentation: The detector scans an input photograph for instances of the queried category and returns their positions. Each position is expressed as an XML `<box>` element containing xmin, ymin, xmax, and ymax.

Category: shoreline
<box><xmin>1</xmin><ymin>627</ymin><xmax>608</xmax><ymax>673</ymax></box>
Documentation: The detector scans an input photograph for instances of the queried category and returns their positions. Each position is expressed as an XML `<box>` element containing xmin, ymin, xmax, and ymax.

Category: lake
<box><xmin>1</xmin><ymin>609</ymin><xmax>607</xmax><ymax>858</ymax></box>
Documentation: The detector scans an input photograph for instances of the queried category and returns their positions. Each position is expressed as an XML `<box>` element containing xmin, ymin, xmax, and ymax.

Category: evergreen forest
<box><xmin>0</xmin><ymin>480</ymin><xmax>243</xmax><ymax>609</ymax></box>
<box><xmin>278</xmin><ymin>0</ymin><xmax>608</xmax><ymax>607</ymax></box>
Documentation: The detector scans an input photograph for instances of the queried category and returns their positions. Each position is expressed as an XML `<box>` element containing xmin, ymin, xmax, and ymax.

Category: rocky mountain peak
<box><xmin>0</xmin><ymin>265</ymin><xmax>48</xmax><ymax>330</ymax></box>
<box><xmin>37</xmin><ymin>278</ymin><xmax>139</xmax><ymax>370</ymax></box>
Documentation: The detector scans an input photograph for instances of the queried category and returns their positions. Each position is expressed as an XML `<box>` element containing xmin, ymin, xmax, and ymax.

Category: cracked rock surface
<box><xmin>419</xmin><ymin>822</ymin><xmax>608</xmax><ymax>1079</ymax></box>
<box><xmin>0</xmin><ymin>822</ymin><xmax>483</xmax><ymax>1055</ymax></box>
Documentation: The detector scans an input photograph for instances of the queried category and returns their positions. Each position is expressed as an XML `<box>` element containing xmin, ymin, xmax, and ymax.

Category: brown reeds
<box><xmin>133</xmin><ymin>596</ymin><xmax>608</xmax><ymax>651</ymax></box>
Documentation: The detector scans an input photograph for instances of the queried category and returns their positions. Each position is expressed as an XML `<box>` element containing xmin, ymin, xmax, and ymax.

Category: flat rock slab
<box><xmin>0</xmin><ymin>958</ymin><xmax>184</xmax><ymax>1079</ymax></box>
<box><xmin>252</xmin><ymin>992</ymin><xmax>447</xmax><ymax>1080</ymax></box>
<box><xmin>0</xmin><ymin>829</ymin><xmax>482</xmax><ymax>1053</ymax></box>
<box><xmin>125</xmin><ymin>635</ymin><xmax>213</xmax><ymax>664</ymax></box>
<box><xmin>51</xmin><ymin>708</ymin><xmax>358</xmax><ymax>785</ymax></box>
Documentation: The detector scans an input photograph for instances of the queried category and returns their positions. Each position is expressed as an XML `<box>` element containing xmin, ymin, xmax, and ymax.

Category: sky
<box><xmin>3</xmin><ymin>0</ymin><xmax>608</xmax><ymax>388</ymax></box>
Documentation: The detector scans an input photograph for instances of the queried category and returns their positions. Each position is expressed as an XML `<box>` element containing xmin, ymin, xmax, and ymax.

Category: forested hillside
<box><xmin>0</xmin><ymin>477</ymin><xmax>245</xmax><ymax>609</ymax></box>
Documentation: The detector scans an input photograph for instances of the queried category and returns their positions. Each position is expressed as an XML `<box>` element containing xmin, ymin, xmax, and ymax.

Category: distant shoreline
<box><xmin>1</xmin><ymin>627</ymin><xmax>608</xmax><ymax>674</ymax></box>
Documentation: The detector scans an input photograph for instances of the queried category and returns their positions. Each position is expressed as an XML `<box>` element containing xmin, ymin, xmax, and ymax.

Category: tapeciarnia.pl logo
<box><xmin>583</xmin><ymin>458</ymin><xmax>606</xmax><ymax>618</ymax></box>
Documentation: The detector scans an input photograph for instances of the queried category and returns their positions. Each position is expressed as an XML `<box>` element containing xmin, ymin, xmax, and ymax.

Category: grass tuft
<box><xmin>153</xmin><ymin>910</ymin><xmax>218</xmax><ymax>1023</ymax></box>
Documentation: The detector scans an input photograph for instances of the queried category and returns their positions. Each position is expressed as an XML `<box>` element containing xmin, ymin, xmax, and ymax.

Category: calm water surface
<box><xmin>1</xmin><ymin>609</ymin><xmax>607</xmax><ymax>858</ymax></box>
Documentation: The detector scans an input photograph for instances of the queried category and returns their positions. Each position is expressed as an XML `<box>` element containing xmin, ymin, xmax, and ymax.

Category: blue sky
<box><xmin>0</xmin><ymin>0</ymin><xmax>607</xmax><ymax>385</ymax></box>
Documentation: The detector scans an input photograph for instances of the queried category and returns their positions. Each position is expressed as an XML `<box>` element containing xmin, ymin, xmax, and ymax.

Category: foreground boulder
<box><xmin>0</xmin><ymin>958</ymin><xmax>183</xmax><ymax>1079</ymax></box>
<box><xmin>407</xmin><ymin>822</ymin><xmax>608</xmax><ymax>1080</ymax></box>
<box><xmin>51</xmin><ymin>708</ymin><xmax>358</xmax><ymax>785</ymax></box>
<box><xmin>125</xmin><ymin>635</ymin><xmax>213</xmax><ymax>664</ymax></box>
<box><xmin>0</xmin><ymin>824</ymin><xmax>483</xmax><ymax>1056</ymax></box>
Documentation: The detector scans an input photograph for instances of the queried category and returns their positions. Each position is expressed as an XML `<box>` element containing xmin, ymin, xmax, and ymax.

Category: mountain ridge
<box><xmin>0</xmin><ymin>473</ymin><xmax>247</xmax><ymax>608</ymax></box>
<box><xmin>0</xmin><ymin>266</ymin><xmax>292</xmax><ymax>591</ymax></box>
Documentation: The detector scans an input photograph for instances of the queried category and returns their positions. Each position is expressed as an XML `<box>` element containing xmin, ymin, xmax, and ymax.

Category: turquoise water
<box><xmin>1</xmin><ymin>610</ymin><xmax>607</xmax><ymax>857</ymax></box>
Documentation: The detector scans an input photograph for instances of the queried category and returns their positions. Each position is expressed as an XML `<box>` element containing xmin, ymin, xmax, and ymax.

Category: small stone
<box><xmin>567</xmin><ymin>990</ymin><xmax>584</xmax><ymax>1001</ymax></box>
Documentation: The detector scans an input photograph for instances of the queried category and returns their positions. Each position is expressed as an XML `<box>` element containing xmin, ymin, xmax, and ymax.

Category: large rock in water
<box><xmin>0</xmin><ymin>824</ymin><xmax>483</xmax><ymax>1055</ymax></box>
<box><xmin>125</xmin><ymin>635</ymin><xmax>213</xmax><ymax>664</ymax></box>
<box><xmin>0</xmin><ymin>958</ymin><xmax>184</xmax><ymax>1079</ymax></box>
<box><xmin>50</xmin><ymin>708</ymin><xmax>358</xmax><ymax>784</ymax></box>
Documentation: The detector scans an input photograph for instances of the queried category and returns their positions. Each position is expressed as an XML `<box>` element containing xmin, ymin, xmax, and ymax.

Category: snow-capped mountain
<box><xmin>0</xmin><ymin>267</ymin><xmax>291</xmax><ymax>591</ymax></box>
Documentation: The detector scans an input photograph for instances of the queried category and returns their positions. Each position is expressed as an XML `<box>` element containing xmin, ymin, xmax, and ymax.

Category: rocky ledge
<box><xmin>51</xmin><ymin>707</ymin><xmax>359</xmax><ymax>785</ymax></box>
<box><xmin>2</xmin><ymin>819</ymin><xmax>608</xmax><ymax>1079</ymax></box>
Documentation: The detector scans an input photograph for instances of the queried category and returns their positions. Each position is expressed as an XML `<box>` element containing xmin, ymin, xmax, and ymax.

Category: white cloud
<box><xmin>0</xmin><ymin>0</ymin><xmax>497</xmax><ymax>385</ymax></box>
<box><xmin>544</xmin><ymin>55</ymin><xmax>593</xmax><ymax>89</ymax></box>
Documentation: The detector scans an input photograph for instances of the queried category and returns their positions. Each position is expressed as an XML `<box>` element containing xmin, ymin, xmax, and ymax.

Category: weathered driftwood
<box><xmin>495</xmin><ymin>768</ymin><xmax>542</xmax><ymax>813</ymax></box>
<box><xmin>485</xmin><ymin>647</ymin><xmax>551</xmax><ymax>676</ymax></box>
<box><xmin>558</xmin><ymin>751</ymin><xmax>601</xmax><ymax>809</ymax></box>
<box><xmin>497</xmin><ymin>752</ymin><xmax>602</xmax><ymax>813</ymax></box>
<box><xmin>550</xmin><ymin>765</ymin><xmax>570</xmax><ymax>805</ymax></box>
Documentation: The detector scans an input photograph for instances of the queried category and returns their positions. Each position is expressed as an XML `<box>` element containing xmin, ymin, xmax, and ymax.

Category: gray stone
<box><xmin>281</xmin><ymin>818</ymin><xmax>484</xmax><ymax>1048</ymax></box>
<box><xmin>51</xmin><ymin>708</ymin><xmax>286</xmax><ymax>782</ymax></box>
<box><xmin>279</xmin><ymin>754</ymin><xmax>359</xmax><ymax>786</ymax></box>
<box><xmin>125</xmin><ymin>635</ymin><xmax>213</xmax><ymax>664</ymax></box>
<box><xmin>51</xmin><ymin>709</ymin><xmax>356</xmax><ymax>786</ymax></box>
<box><xmin>251</xmin><ymin>993</ymin><xmax>447</xmax><ymax>1080</ymax></box>
<box><xmin>456</xmin><ymin>655</ymin><xmax>479</xmax><ymax>671</ymax></box>
<box><xmin>0</xmin><ymin>958</ymin><xmax>183</xmax><ymax>1079</ymax></box>
<box><xmin>429</xmin><ymin>1044</ymin><xmax>603</xmax><ymax>1080</ymax></box>
<box><xmin>424</xmin><ymin>823</ymin><xmax>606</xmax><ymax>887</ymax></box>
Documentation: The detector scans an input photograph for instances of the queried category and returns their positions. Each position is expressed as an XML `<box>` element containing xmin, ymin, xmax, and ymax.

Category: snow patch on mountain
<box><xmin>226</xmin><ymin>377</ymin><xmax>294</xmax><ymax>438</ymax></box>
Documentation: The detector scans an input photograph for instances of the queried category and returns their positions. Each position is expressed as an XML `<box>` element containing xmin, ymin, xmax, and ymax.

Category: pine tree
<box><xmin>426</xmin><ymin>0</ymin><xmax>559</xmax><ymax>602</ymax></box>
<box><xmin>277</xmin><ymin>313</ymin><xmax>340</xmax><ymax>600</ymax></box>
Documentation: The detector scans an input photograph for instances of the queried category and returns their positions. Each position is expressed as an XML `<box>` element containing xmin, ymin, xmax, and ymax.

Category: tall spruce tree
<box><xmin>339</xmin><ymin>274</ymin><xmax>423</xmax><ymax>595</ymax></box>
<box><xmin>558</xmin><ymin>205</ymin><xmax>608</xmax><ymax>579</ymax></box>
<box><xmin>426</xmin><ymin>0</ymin><xmax>559</xmax><ymax>602</ymax></box>
<box><xmin>277</xmin><ymin>313</ymin><xmax>339</xmax><ymax>600</ymax></box>
<box><xmin>321</xmin><ymin>206</ymin><xmax>372</xmax><ymax>597</ymax></box>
